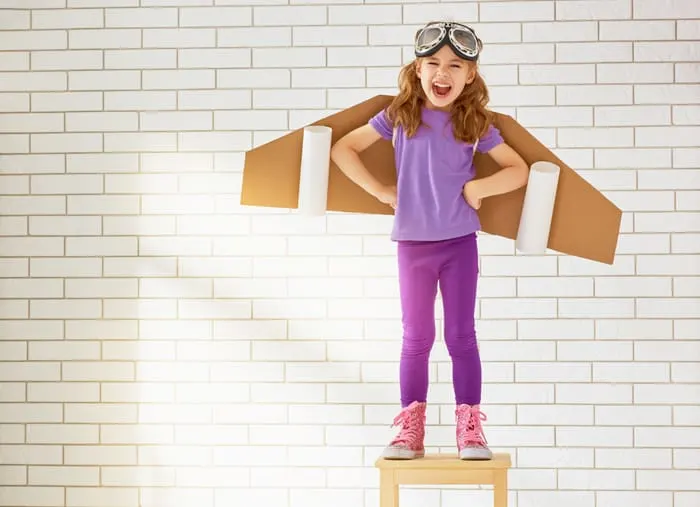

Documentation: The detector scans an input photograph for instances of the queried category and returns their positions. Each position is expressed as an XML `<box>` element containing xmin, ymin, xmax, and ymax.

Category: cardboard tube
<box><xmin>515</xmin><ymin>160</ymin><xmax>561</xmax><ymax>254</ymax></box>
<box><xmin>297</xmin><ymin>125</ymin><xmax>332</xmax><ymax>216</ymax></box>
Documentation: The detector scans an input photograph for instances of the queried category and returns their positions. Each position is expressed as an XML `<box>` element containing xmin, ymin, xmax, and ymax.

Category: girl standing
<box><xmin>331</xmin><ymin>21</ymin><xmax>529</xmax><ymax>460</ymax></box>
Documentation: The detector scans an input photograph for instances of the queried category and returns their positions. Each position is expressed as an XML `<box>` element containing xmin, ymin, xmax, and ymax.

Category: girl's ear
<box><xmin>466</xmin><ymin>65</ymin><xmax>476</xmax><ymax>84</ymax></box>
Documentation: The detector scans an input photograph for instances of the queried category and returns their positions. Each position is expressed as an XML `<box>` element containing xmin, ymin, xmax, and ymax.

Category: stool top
<box><xmin>375</xmin><ymin>452</ymin><xmax>511</xmax><ymax>470</ymax></box>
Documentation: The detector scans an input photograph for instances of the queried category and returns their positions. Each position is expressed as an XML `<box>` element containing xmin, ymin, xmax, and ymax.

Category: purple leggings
<box><xmin>397</xmin><ymin>233</ymin><xmax>481</xmax><ymax>407</ymax></box>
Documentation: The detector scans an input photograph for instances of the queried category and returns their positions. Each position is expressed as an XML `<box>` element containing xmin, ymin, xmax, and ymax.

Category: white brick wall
<box><xmin>0</xmin><ymin>1</ymin><xmax>698</xmax><ymax>506</ymax></box>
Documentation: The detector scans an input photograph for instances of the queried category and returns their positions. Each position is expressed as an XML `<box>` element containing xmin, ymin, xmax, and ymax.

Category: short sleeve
<box><xmin>476</xmin><ymin>123</ymin><xmax>504</xmax><ymax>153</ymax></box>
<box><xmin>368</xmin><ymin>108</ymin><xmax>393</xmax><ymax>141</ymax></box>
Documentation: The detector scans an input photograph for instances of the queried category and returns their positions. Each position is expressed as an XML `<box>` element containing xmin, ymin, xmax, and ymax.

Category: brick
<box><xmin>515</xmin><ymin>362</ymin><xmax>589</xmax><ymax>382</ymax></box>
<box><xmin>0</xmin><ymin>10</ymin><xmax>30</xmax><ymax>29</ymax></box>
<box><xmin>0</xmin><ymin>93</ymin><xmax>29</xmax><ymax>112</ymax></box>
<box><xmin>678</xmin><ymin>20</ymin><xmax>700</xmax><ymax>40</ymax></box>
<box><xmin>674</xmin><ymin>105</ymin><xmax>700</xmax><ymax>125</ymax></box>
<box><xmin>0</xmin><ymin>72</ymin><xmax>67</xmax><ymax>92</ymax></box>
<box><xmin>140</xmin><ymin>111</ymin><xmax>212</xmax><ymax>131</ymax></box>
<box><xmin>481</xmin><ymin>298</ymin><xmax>557</xmax><ymax>319</ymax></box>
<box><xmin>635</xmin><ymin>84</ymin><xmax>700</xmax><ymax>104</ymax></box>
<box><xmin>598</xmin><ymin>62</ymin><xmax>673</xmax><ymax>83</ymax></box>
<box><xmin>517</xmin><ymin>106</ymin><xmax>592</xmax><ymax>127</ymax></box>
<box><xmin>0</xmin><ymin>342</ymin><xmax>26</xmax><ymax>361</ymax></box>
<box><xmin>68</xmin><ymin>0</ymin><xmax>138</xmax><ymax>5</ymax></box>
<box><xmin>0</xmin><ymin>113</ymin><xmax>63</xmax><ymax>134</ymax></box>
<box><xmin>556</xmin><ymin>0</ymin><xmax>630</xmax><ymax>20</ymax></box>
<box><xmin>32</xmin><ymin>9</ymin><xmax>103</xmax><ymax>29</ymax></box>
<box><xmin>637</xmin><ymin>298</ymin><xmax>700</xmax><ymax>318</ymax></box>
<box><xmin>517</xmin><ymin>448</ymin><xmax>593</xmax><ymax>468</ymax></box>
<box><xmin>557</xmin><ymin>42</ymin><xmax>632</xmax><ymax>63</ymax></box>
<box><xmin>403</xmin><ymin>3</ymin><xmax>477</xmax><ymax>24</ymax></box>
<box><xmin>105</xmin><ymin>49</ymin><xmax>177</xmax><ymax>70</ymax></box>
<box><xmin>489</xmin><ymin>85</ymin><xmax>556</xmax><ymax>107</ymax></box>
<box><xmin>69</xmin><ymin>29</ymin><xmax>141</xmax><ymax>49</ymax></box>
<box><xmin>27</xmin><ymin>423</ymin><xmax>100</xmax><ymax>444</ymax></box>
<box><xmin>558</xmin><ymin>127</ymin><xmax>634</xmax><ymax>147</ymax></box>
<box><xmin>180</xmin><ymin>7</ymin><xmax>252</xmax><ymax>27</ymax></box>
<box><xmin>178</xmin><ymin>131</ymin><xmax>250</xmax><ymax>152</ymax></box>
<box><xmin>601</xmin><ymin>20</ymin><xmax>675</xmax><ymax>40</ymax></box>
<box><xmin>523</xmin><ymin>21</ymin><xmax>597</xmax><ymax>42</ymax></box>
<box><xmin>519</xmin><ymin>64</ymin><xmax>594</xmax><ymax>84</ymax></box>
<box><xmin>28</xmin><ymin>466</ymin><xmax>99</xmax><ymax>486</ymax></box>
<box><xmin>635</xmin><ymin>41</ymin><xmax>700</xmax><ymax>62</ymax></box>
<box><xmin>292</xmin><ymin>68</ymin><xmax>364</xmax><ymax>88</ymax></box>
<box><xmin>142</xmin><ymin>69</ymin><xmax>215</xmax><ymax>89</ymax></box>
<box><xmin>0</xmin><ymin>30</ymin><xmax>66</xmax><ymax>50</ymax></box>
<box><xmin>0</xmin><ymin>465</ymin><xmax>26</xmax><ymax>485</ymax></box>
<box><xmin>638</xmin><ymin>169</ymin><xmax>699</xmax><ymax>190</ymax></box>
<box><xmin>104</xmin><ymin>133</ymin><xmax>177</xmax><ymax>153</ymax></box>
<box><xmin>635</xmin><ymin>212</ymin><xmax>700</xmax><ymax>233</ymax></box>
<box><xmin>634</xmin><ymin>0</ymin><xmax>700</xmax><ymax>19</ymax></box>
<box><xmin>0</xmin><ymin>278</ymin><xmax>62</xmax><ymax>299</ymax></box>
<box><xmin>484</xmin><ymin>43</ymin><xmax>555</xmax><ymax>64</ymax></box>
<box><xmin>600</xmin><ymin>447</ymin><xmax>674</xmax><ymax>470</ymax></box>
<box><xmin>329</xmin><ymin>5</ymin><xmax>401</xmax><ymax>25</ymax></box>
<box><xmin>0</xmin><ymin>53</ymin><xmax>29</xmax><ymax>72</ymax></box>
<box><xmin>0</xmin><ymin>175</ymin><xmax>29</xmax><ymax>194</ymax></box>
<box><xmin>559</xmin><ymin>470</ymin><xmax>635</xmax><ymax>490</ymax></box>
<box><xmin>32</xmin><ymin>50</ymin><xmax>103</xmax><ymax>71</ymax></box>
<box><xmin>0</xmin><ymin>486</ymin><xmax>64</xmax><ymax>506</ymax></box>
<box><xmin>103</xmin><ymin>91</ymin><xmax>174</xmax><ymax>111</ymax></box>
<box><xmin>253</xmin><ymin>89</ymin><xmax>325</xmax><ymax>109</ymax></box>
<box><xmin>294</xmin><ymin>26</ymin><xmax>366</xmax><ymax>47</ymax></box>
<box><xmin>672</xmin><ymin>234</ymin><xmax>700</xmax><ymax>254</ymax></box>
<box><xmin>2</xmin><ymin>0</ymin><xmax>65</xmax><ymax>6</ymax></box>
<box><xmin>105</xmin><ymin>7</ymin><xmax>178</xmax><ymax>27</ymax></box>
<box><xmin>253</xmin><ymin>47</ymin><xmax>325</xmax><ymax>68</ymax></box>
<box><xmin>219</xmin><ymin>27</ymin><xmax>290</xmax><ymax>48</ymax></box>
<box><xmin>65</xmin><ymin>487</ymin><xmax>139</xmax><ymax>507</ymax></box>
<box><xmin>637</xmin><ymin>471</ymin><xmax>700</xmax><ymax>492</ymax></box>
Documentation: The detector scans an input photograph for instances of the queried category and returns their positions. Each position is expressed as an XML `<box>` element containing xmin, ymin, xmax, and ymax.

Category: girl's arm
<box><xmin>469</xmin><ymin>142</ymin><xmax>530</xmax><ymax>198</ymax></box>
<box><xmin>330</xmin><ymin>124</ymin><xmax>388</xmax><ymax>198</ymax></box>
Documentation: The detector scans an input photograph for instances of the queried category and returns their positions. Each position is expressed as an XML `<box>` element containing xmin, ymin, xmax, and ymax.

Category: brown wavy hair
<box><xmin>385</xmin><ymin>57</ymin><xmax>494</xmax><ymax>144</ymax></box>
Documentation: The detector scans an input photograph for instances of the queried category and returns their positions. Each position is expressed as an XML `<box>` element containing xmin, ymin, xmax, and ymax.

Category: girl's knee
<box><xmin>445</xmin><ymin>332</ymin><xmax>478</xmax><ymax>356</ymax></box>
<box><xmin>401</xmin><ymin>332</ymin><xmax>435</xmax><ymax>356</ymax></box>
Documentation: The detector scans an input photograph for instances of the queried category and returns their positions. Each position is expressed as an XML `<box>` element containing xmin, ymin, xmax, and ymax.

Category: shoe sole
<box><xmin>459</xmin><ymin>448</ymin><xmax>493</xmax><ymax>460</ymax></box>
<box><xmin>381</xmin><ymin>447</ymin><xmax>425</xmax><ymax>460</ymax></box>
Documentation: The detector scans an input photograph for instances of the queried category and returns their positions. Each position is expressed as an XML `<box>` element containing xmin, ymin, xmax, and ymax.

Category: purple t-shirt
<box><xmin>369</xmin><ymin>106</ymin><xmax>504</xmax><ymax>242</ymax></box>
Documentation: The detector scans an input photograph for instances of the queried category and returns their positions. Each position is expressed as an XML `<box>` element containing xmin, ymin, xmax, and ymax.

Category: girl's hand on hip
<box><xmin>375</xmin><ymin>184</ymin><xmax>397</xmax><ymax>209</ymax></box>
<box><xmin>463</xmin><ymin>180</ymin><xmax>482</xmax><ymax>210</ymax></box>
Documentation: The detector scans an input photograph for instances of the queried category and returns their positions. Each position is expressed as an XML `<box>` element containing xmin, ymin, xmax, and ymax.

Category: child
<box><xmin>330</xmin><ymin>21</ymin><xmax>529</xmax><ymax>460</ymax></box>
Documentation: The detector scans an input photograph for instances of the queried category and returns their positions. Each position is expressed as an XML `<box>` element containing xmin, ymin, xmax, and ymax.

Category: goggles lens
<box><xmin>415</xmin><ymin>25</ymin><xmax>445</xmax><ymax>53</ymax></box>
<box><xmin>451</xmin><ymin>27</ymin><xmax>479</xmax><ymax>54</ymax></box>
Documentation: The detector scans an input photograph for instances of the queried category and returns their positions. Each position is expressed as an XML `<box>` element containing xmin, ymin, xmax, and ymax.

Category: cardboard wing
<box><xmin>240</xmin><ymin>94</ymin><xmax>622</xmax><ymax>265</ymax></box>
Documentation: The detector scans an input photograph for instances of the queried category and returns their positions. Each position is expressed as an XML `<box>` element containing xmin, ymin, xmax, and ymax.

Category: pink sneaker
<box><xmin>456</xmin><ymin>404</ymin><xmax>493</xmax><ymax>460</ymax></box>
<box><xmin>381</xmin><ymin>401</ymin><xmax>426</xmax><ymax>460</ymax></box>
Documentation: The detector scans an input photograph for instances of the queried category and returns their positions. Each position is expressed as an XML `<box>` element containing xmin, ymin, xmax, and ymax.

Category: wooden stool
<box><xmin>375</xmin><ymin>453</ymin><xmax>510</xmax><ymax>507</ymax></box>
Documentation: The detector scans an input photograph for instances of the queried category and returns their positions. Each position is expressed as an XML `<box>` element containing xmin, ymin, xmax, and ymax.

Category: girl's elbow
<box><xmin>330</xmin><ymin>141</ymin><xmax>344</xmax><ymax>164</ymax></box>
<box><xmin>520</xmin><ymin>163</ymin><xmax>530</xmax><ymax>186</ymax></box>
<box><xmin>330</xmin><ymin>139</ymin><xmax>356</xmax><ymax>164</ymax></box>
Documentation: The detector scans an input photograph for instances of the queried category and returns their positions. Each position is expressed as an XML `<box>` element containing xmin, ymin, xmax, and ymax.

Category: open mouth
<box><xmin>432</xmin><ymin>82</ymin><xmax>452</xmax><ymax>98</ymax></box>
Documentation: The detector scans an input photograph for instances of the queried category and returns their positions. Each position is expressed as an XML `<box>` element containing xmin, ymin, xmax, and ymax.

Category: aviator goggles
<box><xmin>414</xmin><ymin>22</ymin><xmax>482</xmax><ymax>62</ymax></box>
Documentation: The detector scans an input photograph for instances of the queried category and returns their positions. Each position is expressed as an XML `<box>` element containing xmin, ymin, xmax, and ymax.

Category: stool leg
<box><xmin>493</xmin><ymin>470</ymin><xmax>507</xmax><ymax>507</ymax></box>
<box><xmin>380</xmin><ymin>470</ymin><xmax>398</xmax><ymax>507</ymax></box>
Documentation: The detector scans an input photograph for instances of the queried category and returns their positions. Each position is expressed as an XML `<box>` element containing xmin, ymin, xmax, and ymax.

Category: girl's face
<box><xmin>415</xmin><ymin>45</ymin><xmax>475</xmax><ymax>110</ymax></box>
